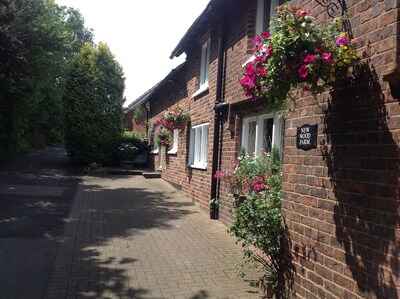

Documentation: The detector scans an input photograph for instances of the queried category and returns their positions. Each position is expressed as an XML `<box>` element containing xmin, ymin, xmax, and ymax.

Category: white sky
<box><xmin>54</xmin><ymin>0</ymin><xmax>210</xmax><ymax>107</ymax></box>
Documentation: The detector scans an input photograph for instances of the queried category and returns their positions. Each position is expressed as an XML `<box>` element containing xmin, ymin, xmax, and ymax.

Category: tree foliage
<box><xmin>64</xmin><ymin>43</ymin><xmax>125</xmax><ymax>165</ymax></box>
<box><xmin>0</xmin><ymin>0</ymin><xmax>93</xmax><ymax>161</ymax></box>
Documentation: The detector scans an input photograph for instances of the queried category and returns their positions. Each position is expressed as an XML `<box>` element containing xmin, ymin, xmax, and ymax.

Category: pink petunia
<box><xmin>261</xmin><ymin>31</ymin><xmax>271</xmax><ymax>39</ymax></box>
<box><xmin>298</xmin><ymin>65</ymin><xmax>308</xmax><ymax>79</ymax></box>
<box><xmin>256</xmin><ymin>67</ymin><xmax>268</xmax><ymax>76</ymax></box>
<box><xmin>321</xmin><ymin>52</ymin><xmax>334</xmax><ymax>64</ymax></box>
<box><xmin>296</xmin><ymin>10</ymin><xmax>309</xmax><ymax>17</ymax></box>
<box><xmin>253</xmin><ymin>36</ymin><xmax>261</xmax><ymax>45</ymax></box>
<box><xmin>214</xmin><ymin>170</ymin><xmax>228</xmax><ymax>180</ymax></box>
<box><xmin>303</xmin><ymin>55</ymin><xmax>316</xmax><ymax>63</ymax></box>
<box><xmin>240</xmin><ymin>77</ymin><xmax>255</xmax><ymax>89</ymax></box>
<box><xmin>336</xmin><ymin>36</ymin><xmax>348</xmax><ymax>46</ymax></box>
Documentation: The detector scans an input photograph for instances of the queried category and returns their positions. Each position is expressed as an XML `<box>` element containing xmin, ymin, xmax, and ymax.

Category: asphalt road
<box><xmin>0</xmin><ymin>146</ymin><xmax>81</xmax><ymax>299</ymax></box>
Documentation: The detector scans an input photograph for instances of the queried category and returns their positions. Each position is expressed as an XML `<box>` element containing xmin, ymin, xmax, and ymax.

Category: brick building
<box><xmin>130</xmin><ymin>0</ymin><xmax>400</xmax><ymax>298</ymax></box>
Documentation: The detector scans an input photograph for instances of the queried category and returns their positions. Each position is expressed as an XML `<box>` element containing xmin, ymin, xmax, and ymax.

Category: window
<box><xmin>150</xmin><ymin>125</ymin><xmax>160</xmax><ymax>154</ymax></box>
<box><xmin>188</xmin><ymin>123</ymin><xmax>209</xmax><ymax>169</ymax></box>
<box><xmin>193</xmin><ymin>39</ymin><xmax>210</xmax><ymax>97</ymax></box>
<box><xmin>256</xmin><ymin>0</ymin><xmax>284</xmax><ymax>35</ymax></box>
<box><xmin>243</xmin><ymin>0</ymin><xmax>283</xmax><ymax>67</ymax></box>
<box><xmin>167</xmin><ymin>129</ymin><xmax>178</xmax><ymax>154</ymax></box>
<box><xmin>242</xmin><ymin>112</ymin><xmax>283</xmax><ymax>156</ymax></box>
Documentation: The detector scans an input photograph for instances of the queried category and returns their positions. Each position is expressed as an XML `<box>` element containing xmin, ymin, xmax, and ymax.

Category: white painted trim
<box><xmin>192</xmin><ymin>82</ymin><xmax>209</xmax><ymax>98</ymax></box>
<box><xmin>188</xmin><ymin>123</ymin><xmax>209</xmax><ymax>168</ymax></box>
<box><xmin>167</xmin><ymin>130</ymin><xmax>179</xmax><ymax>154</ymax></box>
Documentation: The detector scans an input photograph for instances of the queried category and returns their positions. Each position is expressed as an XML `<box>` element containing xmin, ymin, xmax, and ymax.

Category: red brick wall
<box><xmin>123</xmin><ymin>105</ymin><xmax>147</xmax><ymax>133</ymax></box>
<box><xmin>123</xmin><ymin>110</ymin><xmax>134</xmax><ymax>131</ymax></box>
<box><xmin>281</xmin><ymin>1</ymin><xmax>400</xmax><ymax>298</ymax></box>
<box><xmin>147</xmin><ymin>0</ymin><xmax>399</xmax><ymax>297</ymax></box>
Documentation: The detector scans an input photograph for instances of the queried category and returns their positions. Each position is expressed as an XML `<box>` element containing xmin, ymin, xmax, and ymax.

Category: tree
<box><xmin>0</xmin><ymin>0</ymin><xmax>93</xmax><ymax>161</ymax></box>
<box><xmin>64</xmin><ymin>43</ymin><xmax>125</xmax><ymax>165</ymax></box>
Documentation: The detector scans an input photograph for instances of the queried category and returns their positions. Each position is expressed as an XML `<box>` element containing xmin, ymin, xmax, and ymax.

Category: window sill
<box><xmin>188</xmin><ymin>164</ymin><xmax>207</xmax><ymax>170</ymax></box>
<box><xmin>192</xmin><ymin>83</ymin><xmax>209</xmax><ymax>98</ymax></box>
<box><xmin>242</xmin><ymin>55</ymin><xmax>256</xmax><ymax>67</ymax></box>
<box><xmin>167</xmin><ymin>148</ymin><xmax>178</xmax><ymax>155</ymax></box>
<box><xmin>150</xmin><ymin>149</ymin><xmax>159</xmax><ymax>154</ymax></box>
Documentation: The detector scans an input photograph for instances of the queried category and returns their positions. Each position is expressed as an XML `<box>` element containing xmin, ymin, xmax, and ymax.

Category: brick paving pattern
<box><xmin>44</xmin><ymin>176</ymin><xmax>263</xmax><ymax>299</ymax></box>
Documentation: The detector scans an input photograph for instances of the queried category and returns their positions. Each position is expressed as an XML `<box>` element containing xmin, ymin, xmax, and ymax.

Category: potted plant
<box><xmin>155</xmin><ymin>127</ymin><xmax>173</xmax><ymax>148</ymax></box>
<box><xmin>240</xmin><ymin>3</ymin><xmax>360</xmax><ymax>109</ymax></box>
<box><xmin>209</xmin><ymin>198</ymin><xmax>220</xmax><ymax>219</ymax></box>
<box><xmin>157</xmin><ymin>106</ymin><xmax>190</xmax><ymax>132</ymax></box>
<box><xmin>214</xmin><ymin>147</ymin><xmax>283</xmax><ymax>296</ymax></box>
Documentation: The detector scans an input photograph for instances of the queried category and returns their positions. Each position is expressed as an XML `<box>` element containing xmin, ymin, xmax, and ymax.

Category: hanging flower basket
<box><xmin>157</xmin><ymin>106</ymin><xmax>191</xmax><ymax>132</ymax></box>
<box><xmin>155</xmin><ymin>127</ymin><xmax>173</xmax><ymax>147</ymax></box>
<box><xmin>240</xmin><ymin>3</ymin><xmax>361</xmax><ymax>109</ymax></box>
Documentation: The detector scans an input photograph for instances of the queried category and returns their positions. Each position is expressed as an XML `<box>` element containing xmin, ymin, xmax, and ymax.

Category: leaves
<box><xmin>0</xmin><ymin>0</ymin><xmax>93</xmax><ymax>161</ymax></box>
<box><xmin>64</xmin><ymin>43</ymin><xmax>125</xmax><ymax>165</ymax></box>
<box><xmin>240</xmin><ymin>3</ymin><xmax>360</xmax><ymax>108</ymax></box>
<box><xmin>225</xmin><ymin>146</ymin><xmax>283</xmax><ymax>292</ymax></box>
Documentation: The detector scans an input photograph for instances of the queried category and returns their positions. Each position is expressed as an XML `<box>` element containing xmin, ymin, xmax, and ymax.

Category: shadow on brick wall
<box><xmin>322</xmin><ymin>62</ymin><xmax>399</xmax><ymax>298</ymax></box>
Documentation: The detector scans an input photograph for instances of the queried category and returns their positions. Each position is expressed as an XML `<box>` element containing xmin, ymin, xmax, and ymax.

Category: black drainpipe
<box><xmin>144</xmin><ymin>102</ymin><xmax>150</xmax><ymax>166</ymax></box>
<box><xmin>210</xmin><ymin>11</ymin><xmax>227</xmax><ymax>219</ymax></box>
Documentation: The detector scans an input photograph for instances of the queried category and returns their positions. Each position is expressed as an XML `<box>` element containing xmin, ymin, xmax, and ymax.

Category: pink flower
<box><xmin>240</xmin><ymin>76</ymin><xmax>255</xmax><ymax>89</ymax></box>
<box><xmin>336</xmin><ymin>36</ymin><xmax>348</xmax><ymax>46</ymax></box>
<box><xmin>298</xmin><ymin>65</ymin><xmax>308</xmax><ymax>79</ymax></box>
<box><xmin>261</xmin><ymin>31</ymin><xmax>271</xmax><ymax>39</ymax></box>
<box><xmin>214</xmin><ymin>170</ymin><xmax>227</xmax><ymax>180</ymax></box>
<box><xmin>296</xmin><ymin>10</ymin><xmax>309</xmax><ymax>17</ymax></box>
<box><xmin>321</xmin><ymin>52</ymin><xmax>333</xmax><ymax>64</ymax></box>
<box><xmin>264</xmin><ymin>45</ymin><xmax>273</xmax><ymax>59</ymax></box>
<box><xmin>253</xmin><ymin>36</ymin><xmax>261</xmax><ymax>45</ymax></box>
<box><xmin>303</xmin><ymin>55</ymin><xmax>316</xmax><ymax>63</ymax></box>
<box><xmin>251</xmin><ymin>175</ymin><xmax>266</xmax><ymax>193</ymax></box>
<box><xmin>256</xmin><ymin>66</ymin><xmax>268</xmax><ymax>76</ymax></box>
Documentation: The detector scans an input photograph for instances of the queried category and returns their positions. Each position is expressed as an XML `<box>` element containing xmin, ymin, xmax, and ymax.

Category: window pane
<box><xmin>202</xmin><ymin>125</ymin><xmax>208</xmax><ymax>164</ymax></box>
<box><xmin>263</xmin><ymin>118</ymin><xmax>274</xmax><ymax>153</ymax></box>
<box><xmin>263</xmin><ymin>0</ymin><xmax>271</xmax><ymax>31</ymax></box>
<box><xmin>248</xmin><ymin>120</ymin><xmax>257</xmax><ymax>155</ymax></box>
<box><xmin>200</xmin><ymin>40</ymin><xmax>210</xmax><ymax>86</ymax></box>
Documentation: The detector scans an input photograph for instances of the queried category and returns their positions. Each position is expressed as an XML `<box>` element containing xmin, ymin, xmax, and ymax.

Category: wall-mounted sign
<box><xmin>296</xmin><ymin>124</ymin><xmax>318</xmax><ymax>151</ymax></box>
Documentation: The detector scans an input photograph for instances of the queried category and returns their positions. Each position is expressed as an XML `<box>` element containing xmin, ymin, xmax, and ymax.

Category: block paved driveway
<box><xmin>44</xmin><ymin>175</ymin><xmax>263</xmax><ymax>299</ymax></box>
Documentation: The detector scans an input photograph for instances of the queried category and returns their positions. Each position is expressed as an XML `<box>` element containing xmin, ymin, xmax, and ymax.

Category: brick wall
<box><xmin>281</xmin><ymin>1</ymin><xmax>400</xmax><ymax>298</ymax></box>
<box><xmin>123</xmin><ymin>105</ymin><xmax>147</xmax><ymax>133</ymax></box>
<box><xmin>145</xmin><ymin>0</ymin><xmax>399</xmax><ymax>297</ymax></box>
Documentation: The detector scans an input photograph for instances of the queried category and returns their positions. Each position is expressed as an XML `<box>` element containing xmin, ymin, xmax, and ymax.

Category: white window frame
<box><xmin>192</xmin><ymin>39</ymin><xmax>210</xmax><ymax>98</ymax></box>
<box><xmin>256</xmin><ymin>0</ymin><xmax>281</xmax><ymax>35</ymax></box>
<box><xmin>167</xmin><ymin>129</ymin><xmax>178</xmax><ymax>155</ymax></box>
<box><xmin>150</xmin><ymin>125</ymin><xmax>160</xmax><ymax>154</ymax></box>
<box><xmin>244</xmin><ymin>0</ymin><xmax>282</xmax><ymax>67</ymax></box>
<box><xmin>188</xmin><ymin>123</ymin><xmax>209</xmax><ymax>169</ymax></box>
<box><xmin>242</xmin><ymin>112</ymin><xmax>283</xmax><ymax>157</ymax></box>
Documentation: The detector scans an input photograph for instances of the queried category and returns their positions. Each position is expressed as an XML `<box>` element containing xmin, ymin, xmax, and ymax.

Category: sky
<box><xmin>54</xmin><ymin>0</ymin><xmax>210</xmax><ymax>107</ymax></box>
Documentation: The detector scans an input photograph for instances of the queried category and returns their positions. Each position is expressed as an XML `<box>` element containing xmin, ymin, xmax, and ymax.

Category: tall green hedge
<box><xmin>63</xmin><ymin>43</ymin><xmax>125</xmax><ymax>165</ymax></box>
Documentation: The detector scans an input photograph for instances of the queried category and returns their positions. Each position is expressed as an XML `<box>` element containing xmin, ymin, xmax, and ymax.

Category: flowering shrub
<box><xmin>240</xmin><ymin>4</ymin><xmax>360</xmax><ymax>109</ymax></box>
<box><xmin>155</xmin><ymin>127</ymin><xmax>173</xmax><ymax>147</ymax></box>
<box><xmin>215</xmin><ymin>148</ymin><xmax>269</xmax><ymax>197</ymax></box>
<box><xmin>117</xmin><ymin>142</ymin><xmax>138</xmax><ymax>161</ymax></box>
<box><xmin>215</xmin><ymin>147</ymin><xmax>283</xmax><ymax>293</ymax></box>
<box><xmin>156</xmin><ymin>106</ymin><xmax>190</xmax><ymax>132</ymax></box>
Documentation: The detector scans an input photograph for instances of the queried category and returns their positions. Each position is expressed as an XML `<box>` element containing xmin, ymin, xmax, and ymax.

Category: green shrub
<box><xmin>115</xmin><ymin>131</ymin><xmax>148</xmax><ymax>162</ymax></box>
<box><xmin>216</xmin><ymin>146</ymin><xmax>283</xmax><ymax>293</ymax></box>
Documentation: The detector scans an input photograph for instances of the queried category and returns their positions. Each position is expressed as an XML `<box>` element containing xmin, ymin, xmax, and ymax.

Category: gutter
<box><xmin>210</xmin><ymin>7</ymin><xmax>228</xmax><ymax>219</ymax></box>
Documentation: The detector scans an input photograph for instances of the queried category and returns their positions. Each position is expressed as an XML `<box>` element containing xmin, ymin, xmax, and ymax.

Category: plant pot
<box><xmin>210</xmin><ymin>205</ymin><xmax>219</xmax><ymax>219</ymax></box>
